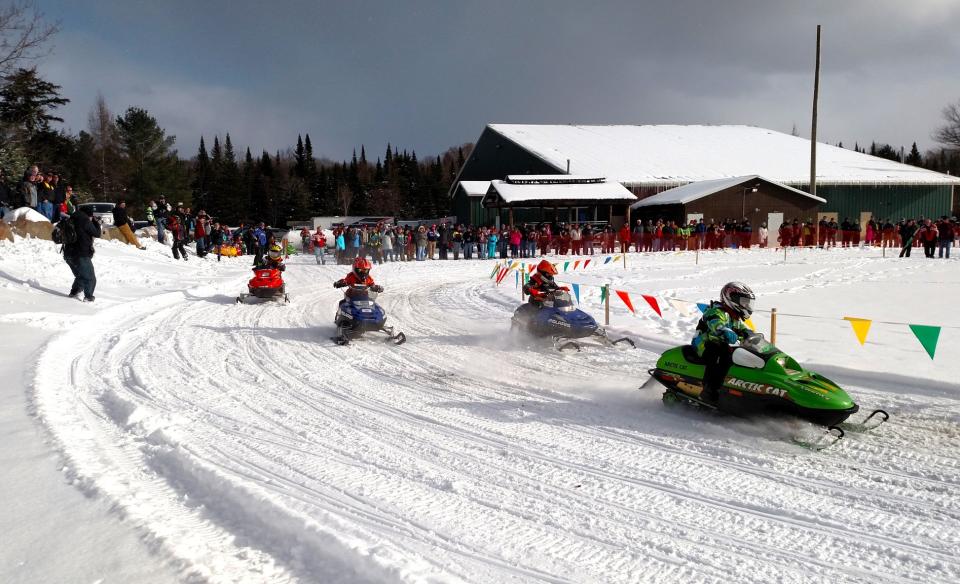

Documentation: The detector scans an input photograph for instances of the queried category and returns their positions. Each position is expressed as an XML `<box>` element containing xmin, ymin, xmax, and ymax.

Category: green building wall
<box><xmin>810</xmin><ymin>184</ymin><xmax>955</xmax><ymax>221</ymax></box>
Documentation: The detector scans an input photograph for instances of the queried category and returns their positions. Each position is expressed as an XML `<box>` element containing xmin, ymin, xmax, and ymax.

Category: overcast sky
<box><xmin>32</xmin><ymin>0</ymin><xmax>960</xmax><ymax>161</ymax></box>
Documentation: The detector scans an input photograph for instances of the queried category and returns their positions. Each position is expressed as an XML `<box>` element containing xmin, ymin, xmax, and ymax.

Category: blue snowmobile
<box><xmin>512</xmin><ymin>288</ymin><xmax>634</xmax><ymax>351</ymax></box>
<box><xmin>333</xmin><ymin>285</ymin><xmax>406</xmax><ymax>346</ymax></box>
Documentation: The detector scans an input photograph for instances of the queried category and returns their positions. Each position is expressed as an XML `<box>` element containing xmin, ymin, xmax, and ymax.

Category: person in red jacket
<box><xmin>523</xmin><ymin>259</ymin><xmax>568</xmax><ymax>306</ymax></box>
<box><xmin>334</xmin><ymin>257</ymin><xmax>382</xmax><ymax>291</ymax></box>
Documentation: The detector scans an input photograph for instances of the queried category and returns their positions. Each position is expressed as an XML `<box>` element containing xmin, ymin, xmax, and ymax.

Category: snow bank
<box><xmin>8</xmin><ymin>207</ymin><xmax>50</xmax><ymax>223</ymax></box>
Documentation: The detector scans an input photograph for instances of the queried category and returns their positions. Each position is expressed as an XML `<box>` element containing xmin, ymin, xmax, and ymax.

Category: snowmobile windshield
<box><xmin>741</xmin><ymin>333</ymin><xmax>776</xmax><ymax>355</ymax></box>
<box><xmin>345</xmin><ymin>286</ymin><xmax>376</xmax><ymax>301</ymax></box>
<box><xmin>550</xmin><ymin>291</ymin><xmax>575</xmax><ymax>311</ymax></box>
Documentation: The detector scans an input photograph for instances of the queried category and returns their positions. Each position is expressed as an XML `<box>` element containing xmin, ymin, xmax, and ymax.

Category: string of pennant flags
<box><xmin>488</xmin><ymin>258</ymin><xmax>945</xmax><ymax>360</ymax></box>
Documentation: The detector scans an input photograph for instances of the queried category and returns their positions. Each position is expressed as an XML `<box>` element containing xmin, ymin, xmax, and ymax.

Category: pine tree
<box><xmin>191</xmin><ymin>136</ymin><xmax>211</xmax><ymax>210</ymax></box>
<box><xmin>293</xmin><ymin>134</ymin><xmax>307</xmax><ymax>178</ymax></box>
<box><xmin>0</xmin><ymin>67</ymin><xmax>69</xmax><ymax>145</ymax></box>
<box><xmin>115</xmin><ymin>106</ymin><xmax>186</xmax><ymax>207</ymax></box>
<box><xmin>216</xmin><ymin>134</ymin><xmax>242</xmax><ymax>222</ymax></box>
<box><xmin>905</xmin><ymin>142</ymin><xmax>922</xmax><ymax>166</ymax></box>
<box><xmin>304</xmin><ymin>133</ymin><xmax>317</xmax><ymax>177</ymax></box>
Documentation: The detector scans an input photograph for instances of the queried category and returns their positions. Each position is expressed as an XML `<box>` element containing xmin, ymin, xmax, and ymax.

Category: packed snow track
<box><xmin>33</xmin><ymin>254</ymin><xmax>960</xmax><ymax>583</ymax></box>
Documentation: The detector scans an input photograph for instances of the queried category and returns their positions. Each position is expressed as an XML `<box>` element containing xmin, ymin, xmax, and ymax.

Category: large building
<box><xmin>451</xmin><ymin>124</ymin><xmax>960</xmax><ymax>228</ymax></box>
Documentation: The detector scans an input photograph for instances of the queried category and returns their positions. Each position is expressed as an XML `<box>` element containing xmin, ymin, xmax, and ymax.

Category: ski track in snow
<box><xmin>30</xmin><ymin>251</ymin><xmax>960</xmax><ymax>584</ymax></box>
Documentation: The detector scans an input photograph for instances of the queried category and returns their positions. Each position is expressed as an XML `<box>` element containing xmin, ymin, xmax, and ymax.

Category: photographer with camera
<box><xmin>62</xmin><ymin>206</ymin><xmax>103</xmax><ymax>302</ymax></box>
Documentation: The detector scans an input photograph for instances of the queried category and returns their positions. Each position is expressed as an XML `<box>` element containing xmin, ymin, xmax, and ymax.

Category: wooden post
<box><xmin>696</xmin><ymin>246</ymin><xmax>699</xmax><ymax>265</ymax></box>
<box><xmin>604</xmin><ymin>284</ymin><xmax>610</xmax><ymax>326</ymax></box>
<box><xmin>623</xmin><ymin>251</ymin><xmax>627</xmax><ymax>269</ymax></box>
<box><xmin>770</xmin><ymin>308</ymin><xmax>778</xmax><ymax>344</ymax></box>
<box><xmin>783</xmin><ymin>246</ymin><xmax>788</xmax><ymax>263</ymax></box>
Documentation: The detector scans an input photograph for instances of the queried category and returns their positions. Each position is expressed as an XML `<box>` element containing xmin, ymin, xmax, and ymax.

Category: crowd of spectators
<box><xmin>0</xmin><ymin>164</ymin><xmax>76</xmax><ymax>221</ymax></box>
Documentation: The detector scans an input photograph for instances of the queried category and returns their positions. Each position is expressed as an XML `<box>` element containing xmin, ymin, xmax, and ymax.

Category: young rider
<box><xmin>693</xmin><ymin>281</ymin><xmax>755</xmax><ymax>404</ymax></box>
<box><xmin>333</xmin><ymin>257</ymin><xmax>382</xmax><ymax>292</ymax></box>
<box><xmin>255</xmin><ymin>243</ymin><xmax>286</xmax><ymax>271</ymax></box>
<box><xmin>522</xmin><ymin>260</ymin><xmax>567</xmax><ymax>307</ymax></box>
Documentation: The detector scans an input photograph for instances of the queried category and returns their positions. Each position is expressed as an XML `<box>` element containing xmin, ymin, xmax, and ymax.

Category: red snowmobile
<box><xmin>236</xmin><ymin>268</ymin><xmax>289</xmax><ymax>304</ymax></box>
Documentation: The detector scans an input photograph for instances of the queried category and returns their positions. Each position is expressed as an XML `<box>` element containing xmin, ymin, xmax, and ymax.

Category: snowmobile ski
<box><xmin>840</xmin><ymin>409</ymin><xmax>889</xmax><ymax>433</ymax></box>
<box><xmin>792</xmin><ymin>426</ymin><xmax>845</xmax><ymax>451</ymax></box>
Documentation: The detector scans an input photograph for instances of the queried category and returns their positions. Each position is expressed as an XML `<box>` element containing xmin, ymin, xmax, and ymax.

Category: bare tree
<box><xmin>934</xmin><ymin>100</ymin><xmax>960</xmax><ymax>149</ymax></box>
<box><xmin>337</xmin><ymin>183</ymin><xmax>353</xmax><ymax>216</ymax></box>
<box><xmin>0</xmin><ymin>1</ymin><xmax>59</xmax><ymax>77</ymax></box>
<box><xmin>87</xmin><ymin>93</ymin><xmax>121</xmax><ymax>198</ymax></box>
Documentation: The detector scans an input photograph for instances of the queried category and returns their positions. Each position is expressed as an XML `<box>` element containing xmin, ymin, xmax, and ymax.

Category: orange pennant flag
<box><xmin>641</xmin><ymin>294</ymin><xmax>662</xmax><ymax>317</ymax></box>
<box><xmin>573</xmin><ymin>260</ymin><xmax>581</xmax><ymax>270</ymax></box>
<box><xmin>843</xmin><ymin>317</ymin><xmax>872</xmax><ymax>346</ymax></box>
<box><xmin>528</xmin><ymin>264</ymin><xmax>536</xmax><ymax>273</ymax></box>
<box><xmin>615</xmin><ymin>290</ymin><xmax>635</xmax><ymax>313</ymax></box>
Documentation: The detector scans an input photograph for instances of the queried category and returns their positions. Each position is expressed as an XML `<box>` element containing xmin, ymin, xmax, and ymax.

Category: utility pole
<box><xmin>810</xmin><ymin>24</ymin><xmax>821</xmax><ymax>198</ymax></box>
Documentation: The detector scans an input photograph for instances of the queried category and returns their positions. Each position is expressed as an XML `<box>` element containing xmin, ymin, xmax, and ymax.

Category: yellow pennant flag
<box><xmin>744</xmin><ymin>317</ymin><xmax>756</xmax><ymax>331</ymax></box>
<box><xmin>613</xmin><ymin>255</ymin><xmax>621</xmax><ymax>263</ymax></box>
<box><xmin>843</xmin><ymin>317</ymin><xmax>872</xmax><ymax>346</ymax></box>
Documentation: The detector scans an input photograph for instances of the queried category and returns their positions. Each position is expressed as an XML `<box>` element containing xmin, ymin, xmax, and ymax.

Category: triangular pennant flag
<box><xmin>615</xmin><ymin>290</ymin><xmax>635</xmax><ymax>313</ymax></box>
<box><xmin>641</xmin><ymin>294</ymin><xmax>662</xmax><ymax>317</ymax></box>
<box><xmin>744</xmin><ymin>317</ymin><xmax>756</xmax><ymax>331</ymax></box>
<box><xmin>573</xmin><ymin>260</ymin><xmax>581</xmax><ymax>270</ymax></box>
<box><xmin>571</xmin><ymin>283</ymin><xmax>580</xmax><ymax>304</ymax></box>
<box><xmin>563</xmin><ymin>261</ymin><xmax>570</xmax><ymax>272</ymax></box>
<box><xmin>909</xmin><ymin>324</ymin><xmax>941</xmax><ymax>359</ymax></box>
<box><xmin>604</xmin><ymin>256</ymin><xmax>612</xmax><ymax>265</ymax></box>
<box><xmin>584</xmin><ymin>259</ymin><xmax>591</xmax><ymax>269</ymax></box>
<box><xmin>528</xmin><ymin>264</ymin><xmax>536</xmax><ymax>273</ymax></box>
<box><xmin>667</xmin><ymin>298</ymin><xmax>692</xmax><ymax>316</ymax></box>
<box><xmin>497</xmin><ymin>267</ymin><xmax>509</xmax><ymax>284</ymax></box>
<box><xmin>613</xmin><ymin>255</ymin><xmax>621</xmax><ymax>262</ymax></box>
<box><xmin>523</xmin><ymin>270</ymin><xmax>530</xmax><ymax>284</ymax></box>
<box><xmin>515</xmin><ymin>270</ymin><xmax>519</xmax><ymax>288</ymax></box>
<box><xmin>843</xmin><ymin>317</ymin><xmax>872</xmax><ymax>346</ymax></box>
<box><xmin>600</xmin><ymin>286</ymin><xmax>608</xmax><ymax>303</ymax></box>
<box><xmin>489</xmin><ymin>264</ymin><xmax>500</xmax><ymax>278</ymax></box>
<box><xmin>509</xmin><ymin>260</ymin><xmax>519</xmax><ymax>270</ymax></box>
<box><xmin>696</xmin><ymin>303</ymin><xmax>709</xmax><ymax>313</ymax></box>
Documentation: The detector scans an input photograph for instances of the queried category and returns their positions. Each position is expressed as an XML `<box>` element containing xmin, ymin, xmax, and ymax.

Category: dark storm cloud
<box><xmin>36</xmin><ymin>0</ymin><xmax>960</xmax><ymax>160</ymax></box>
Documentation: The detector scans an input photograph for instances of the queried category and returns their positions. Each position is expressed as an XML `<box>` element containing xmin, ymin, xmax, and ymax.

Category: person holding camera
<box><xmin>63</xmin><ymin>207</ymin><xmax>103</xmax><ymax>302</ymax></box>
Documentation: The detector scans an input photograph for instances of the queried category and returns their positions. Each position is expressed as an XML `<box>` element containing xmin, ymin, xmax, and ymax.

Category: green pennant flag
<box><xmin>600</xmin><ymin>286</ymin><xmax>608</xmax><ymax>303</ymax></box>
<box><xmin>909</xmin><ymin>324</ymin><xmax>941</xmax><ymax>360</ymax></box>
<box><xmin>563</xmin><ymin>261</ymin><xmax>570</xmax><ymax>272</ymax></box>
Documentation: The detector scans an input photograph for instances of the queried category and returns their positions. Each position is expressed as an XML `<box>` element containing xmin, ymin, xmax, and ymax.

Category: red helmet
<box><xmin>352</xmin><ymin>257</ymin><xmax>372</xmax><ymax>280</ymax></box>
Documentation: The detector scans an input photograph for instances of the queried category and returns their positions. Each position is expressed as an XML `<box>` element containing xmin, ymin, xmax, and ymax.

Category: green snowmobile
<box><xmin>648</xmin><ymin>333</ymin><xmax>887</xmax><ymax>443</ymax></box>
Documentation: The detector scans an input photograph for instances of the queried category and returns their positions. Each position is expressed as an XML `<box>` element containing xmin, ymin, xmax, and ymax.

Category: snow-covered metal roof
<box><xmin>485</xmin><ymin>178</ymin><xmax>636</xmax><ymax>205</ymax></box>
<box><xmin>488</xmin><ymin>124</ymin><xmax>960</xmax><ymax>186</ymax></box>
<box><xmin>631</xmin><ymin>175</ymin><xmax>826</xmax><ymax>209</ymax></box>
<box><xmin>458</xmin><ymin>181</ymin><xmax>491</xmax><ymax>197</ymax></box>
<box><xmin>504</xmin><ymin>175</ymin><xmax>605</xmax><ymax>183</ymax></box>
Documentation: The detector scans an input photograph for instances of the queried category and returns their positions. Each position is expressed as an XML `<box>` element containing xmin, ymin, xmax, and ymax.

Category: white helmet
<box><xmin>720</xmin><ymin>281</ymin><xmax>756</xmax><ymax>319</ymax></box>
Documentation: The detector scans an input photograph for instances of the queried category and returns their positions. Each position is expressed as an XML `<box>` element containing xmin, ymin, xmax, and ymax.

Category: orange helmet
<box><xmin>537</xmin><ymin>259</ymin><xmax>557</xmax><ymax>282</ymax></box>
<box><xmin>352</xmin><ymin>257</ymin><xmax>372</xmax><ymax>280</ymax></box>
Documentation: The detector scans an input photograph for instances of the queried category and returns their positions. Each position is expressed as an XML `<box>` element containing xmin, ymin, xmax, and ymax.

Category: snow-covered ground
<box><xmin>1</xmin><ymin>237</ymin><xmax>958</xmax><ymax>584</ymax></box>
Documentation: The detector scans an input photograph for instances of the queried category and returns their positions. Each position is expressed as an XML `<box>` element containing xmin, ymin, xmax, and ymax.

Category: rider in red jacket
<box><xmin>523</xmin><ymin>260</ymin><xmax>567</xmax><ymax>305</ymax></box>
<box><xmin>334</xmin><ymin>257</ymin><xmax>382</xmax><ymax>292</ymax></box>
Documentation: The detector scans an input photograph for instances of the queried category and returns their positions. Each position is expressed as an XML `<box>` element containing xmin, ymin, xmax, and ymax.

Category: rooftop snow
<box><xmin>458</xmin><ymin>181</ymin><xmax>491</xmax><ymax>197</ymax></box>
<box><xmin>488</xmin><ymin>124</ymin><xmax>960</xmax><ymax>186</ymax></box>
<box><xmin>631</xmin><ymin>175</ymin><xmax>826</xmax><ymax>208</ymax></box>
<box><xmin>505</xmin><ymin>175</ymin><xmax>605</xmax><ymax>184</ymax></box>
<box><xmin>486</xmin><ymin>179</ymin><xmax>636</xmax><ymax>205</ymax></box>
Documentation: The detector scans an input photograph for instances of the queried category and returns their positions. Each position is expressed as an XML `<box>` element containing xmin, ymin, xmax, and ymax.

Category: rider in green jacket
<box><xmin>693</xmin><ymin>282</ymin><xmax>756</xmax><ymax>403</ymax></box>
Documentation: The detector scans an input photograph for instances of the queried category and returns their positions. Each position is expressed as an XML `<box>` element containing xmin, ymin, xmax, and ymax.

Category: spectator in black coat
<box><xmin>63</xmin><ymin>208</ymin><xmax>102</xmax><ymax>301</ymax></box>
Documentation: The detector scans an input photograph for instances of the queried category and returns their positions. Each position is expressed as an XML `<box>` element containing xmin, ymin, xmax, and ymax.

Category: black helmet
<box><xmin>720</xmin><ymin>281</ymin><xmax>756</xmax><ymax>319</ymax></box>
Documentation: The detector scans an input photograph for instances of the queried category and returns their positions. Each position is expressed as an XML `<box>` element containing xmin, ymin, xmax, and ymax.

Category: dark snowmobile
<box><xmin>647</xmin><ymin>333</ymin><xmax>888</xmax><ymax>448</ymax></box>
<box><xmin>237</xmin><ymin>268</ymin><xmax>289</xmax><ymax>304</ymax></box>
<box><xmin>511</xmin><ymin>289</ymin><xmax>634</xmax><ymax>351</ymax></box>
<box><xmin>332</xmin><ymin>285</ymin><xmax>406</xmax><ymax>346</ymax></box>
